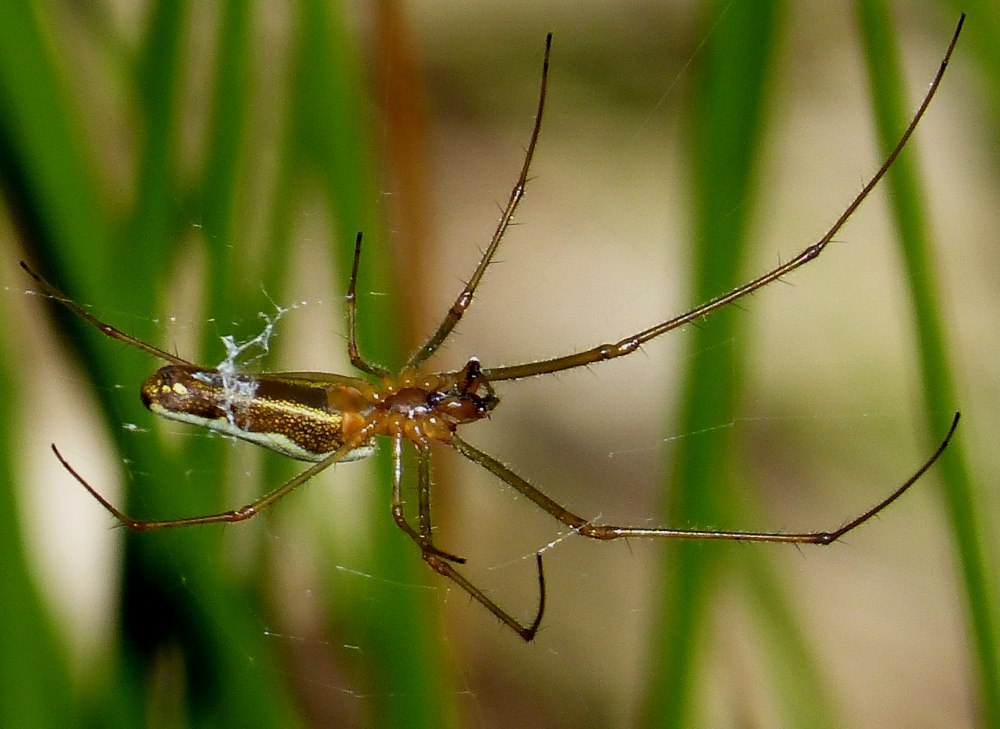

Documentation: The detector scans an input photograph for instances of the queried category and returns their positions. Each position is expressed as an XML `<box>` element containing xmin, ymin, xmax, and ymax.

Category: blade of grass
<box><xmin>1</xmin><ymin>1</ymin><xmax>375</xmax><ymax>726</ymax></box>
<box><xmin>91</xmin><ymin>6</ymin><xmax>307</xmax><ymax>728</ymax></box>
<box><xmin>642</xmin><ymin>2</ymin><xmax>784</xmax><ymax>725</ymax></box>
<box><xmin>740</xmin><ymin>551</ymin><xmax>841</xmax><ymax>728</ymax></box>
<box><xmin>0</xmin><ymin>328</ymin><xmax>77</xmax><ymax>728</ymax></box>
<box><xmin>276</xmin><ymin>1</ymin><xmax>455</xmax><ymax>725</ymax></box>
<box><xmin>856</xmin><ymin>5</ymin><xmax>1000</xmax><ymax>726</ymax></box>
<box><xmin>0</xmin><ymin>1</ymin><xmax>121</xmax><ymax>723</ymax></box>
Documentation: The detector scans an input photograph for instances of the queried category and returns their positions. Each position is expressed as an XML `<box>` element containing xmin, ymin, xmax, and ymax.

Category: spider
<box><xmin>23</xmin><ymin>17</ymin><xmax>963</xmax><ymax>641</ymax></box>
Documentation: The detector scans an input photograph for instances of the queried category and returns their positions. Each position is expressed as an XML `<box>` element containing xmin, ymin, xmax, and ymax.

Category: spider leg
<box><xmin>406</xmin><ymin>33</ymin><xmax>553</xmax><ymax>369</ymax></box>
<box><xmin>345</xmin><ymin>232</ymin><xmax>391</xmax><ymax>378</ymax></box>
<box><xmin>391</xmin><ymin>437</ymin><xmax>546</xmax><ymax>640</ymax></box>
<box><xmin>482</xmin><ymin>15</ymin><xmax>964</xmax><ymax>383</ymax></box>
<box><xmin>451</xmin><ymin>411</ymin><xmax>958</xmax><ymax>545</ymax></box>
<box><xmin>423</xmin><ymin>549</ymin><xmax>546</xmax><ymax>642</ymax></box>
<box><xmin>20</xmin><ymin>261</ymin><xmax>193</xmax><ymax>367</ymax></box>
<box><xmin>51</xmin><ymin>421</ymin><xmax>383</xmax><ymax>530</ymax></box>
<box><xmin>388</xmin><ymin>434</ymin><xmax>466</xmax><ymax>564</ymax></box>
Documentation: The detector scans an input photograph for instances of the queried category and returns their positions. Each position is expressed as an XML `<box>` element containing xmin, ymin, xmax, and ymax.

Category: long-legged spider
<box><xmin>24</xmin><ymin>17</ymin><xmax>963</xmax><ymax>641</ymax></box>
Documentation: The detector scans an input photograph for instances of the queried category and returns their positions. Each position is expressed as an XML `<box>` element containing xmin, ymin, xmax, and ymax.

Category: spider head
<box><xmin>424</xmin><ymin>357</ymin><xmax>498</xmax><ymax>424</ymax></box>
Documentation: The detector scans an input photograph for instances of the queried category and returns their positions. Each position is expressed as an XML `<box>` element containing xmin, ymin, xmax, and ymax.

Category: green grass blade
<box><xmin>280</xmin><ymin>1</ymin><xmax>453</xmax><ymax>725</ymax></box>
<box><xmin>0</xmin><ymin>1</ymin><xmax>116</xmax><ymax>722</ymax></box>
<box><xmin>643</xmin><ymin>2</ymin><xmax>784</xmax><ymax>725</ymax></box>
<box><xmin>0</xmin><ymin>338</ymin><xmax>77</xmax><ymax>728</ymax></box>
<box><xmin>1</xmin><ymin>0</ymin><xmax>451</xmax><ymax>725</ymax></box>
<box><xmin>856</xmin><ymin>4</ymin><xmax>1000</xmax><ymax>725</ymax></box>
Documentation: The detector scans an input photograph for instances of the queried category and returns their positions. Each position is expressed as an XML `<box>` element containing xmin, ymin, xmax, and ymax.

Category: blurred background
<box><xmin>1</xmin><ymin>1</ymin><xmax>998</xmax><ymax>727</ymax></box>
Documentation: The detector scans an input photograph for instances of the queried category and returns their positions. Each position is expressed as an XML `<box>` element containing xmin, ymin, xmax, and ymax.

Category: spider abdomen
<box><xmin>141</xmin><ymin>365</ymin><xmax>376</xmax><ymax>462</ymax></box>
